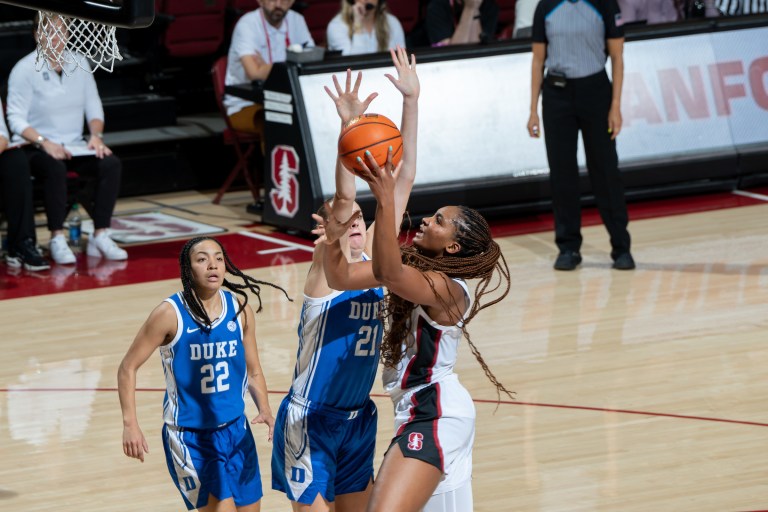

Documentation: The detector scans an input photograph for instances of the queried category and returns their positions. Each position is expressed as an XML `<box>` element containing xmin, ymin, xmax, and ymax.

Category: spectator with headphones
<box><xmin>326</xmin><ymin>0</ymin><xmax>405</xmax><ymax>56</ymax></box>
<box><xmin>224</xmin><ymin>0</ymin><xmax>315</xmax><ymax>135</ymax></box>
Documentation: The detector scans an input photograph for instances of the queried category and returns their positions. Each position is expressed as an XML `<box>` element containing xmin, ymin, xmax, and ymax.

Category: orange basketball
<box><xmin>338</xmin><ymin>113</ymin><xmax>403</xmax><ymax>173</ymax></box>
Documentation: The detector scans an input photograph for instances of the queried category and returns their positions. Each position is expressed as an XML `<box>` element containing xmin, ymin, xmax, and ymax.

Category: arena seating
<box><xmin>156</xmin><ymin>0</ymin><xmax>228</xmax><ymax>57</ymax></box>
<box><xmin>296</xmin><ymin>0</ymin><xmax>340</xmax><ymax>46</ymax></box>
<box><xmin>388</xmin><ymin>0</ymin><xmax>421</xmax><ymax>34</ymax></box>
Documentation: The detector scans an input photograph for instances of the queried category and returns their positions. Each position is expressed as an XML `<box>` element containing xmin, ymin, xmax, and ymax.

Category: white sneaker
<box><xmin>87</xmin><ymin>232</ymin><xmax>128</xmax><ymax>260</ymax></box>
<box><xmin>49</xmin><ymin>235</ymin><xmax>76</xmax><ymax>265</ymax></box>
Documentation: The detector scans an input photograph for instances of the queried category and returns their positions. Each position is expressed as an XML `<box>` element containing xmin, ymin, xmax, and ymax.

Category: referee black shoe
<box><xmin>612</xmin><ymin>252</ymin><xmax>636</xmax><ymax>270</ymax></box>
<box><xmin>553</xmin><ymin>251</ymin><xmax>582</xmax><ymax>271</ymax></box>
<box><xmin>5</xmin><ymin>238</ymin><xmax>51</xmax><ymax>271</ymax></box>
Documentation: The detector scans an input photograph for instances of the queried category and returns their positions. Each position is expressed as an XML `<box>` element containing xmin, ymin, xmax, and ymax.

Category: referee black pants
<box><xmin>0</xmin><ymin>148</ymin><xmax>37</xmax><ymax>250</ymax></box>
<box><xmin>24</xmin><ymin>148</ymin><xmax>122</xmax><ymax>232</ymax></box>
<box><xmin>542</xmin><ymin>70</ymin><xmax>631</xmax><ymax>257</ymax></box>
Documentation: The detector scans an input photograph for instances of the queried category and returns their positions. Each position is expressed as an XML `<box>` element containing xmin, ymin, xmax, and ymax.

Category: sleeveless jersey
<box><xmin>383</xmin><ymin>279</ymin><xmax>470</xmax><ymax>401</ymax></box>
<box><xmin>160</xmin><ymin>290</ymin><xmax>247</xmax><ymax>429</ymax></box>
<box><xmin>291</xmin><ymin>267</ymin><xmax>385</xmax><ymax>410</ymax></box>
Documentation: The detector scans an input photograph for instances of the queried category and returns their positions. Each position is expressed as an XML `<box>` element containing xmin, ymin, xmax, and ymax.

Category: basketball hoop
<box><xmin>35</xmin><ymin>11</ymin><xmax>121</xmax><ymax>75</ymax></box>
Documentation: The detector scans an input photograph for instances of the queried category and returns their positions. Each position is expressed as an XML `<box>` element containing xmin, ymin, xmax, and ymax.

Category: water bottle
<box><xmin>67</xmin><ymin>203</ymin><xmax>82</xmax><ymax>251</ymax></box>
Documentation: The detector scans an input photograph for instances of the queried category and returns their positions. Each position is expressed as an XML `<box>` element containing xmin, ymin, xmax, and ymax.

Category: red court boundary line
<box><xmin>3</xmin><ymin>388</ymin><xmax>767</xmax><ymax>428</ymax></box>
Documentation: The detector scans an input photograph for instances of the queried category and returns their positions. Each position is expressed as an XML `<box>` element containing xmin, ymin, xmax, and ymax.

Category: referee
<box><xmin>527</xmin><ymin>0</ymin><xmax>635</xmax><ymax>271</ymax></box>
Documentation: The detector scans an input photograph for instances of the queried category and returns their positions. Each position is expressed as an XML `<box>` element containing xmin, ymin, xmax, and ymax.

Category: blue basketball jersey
<box><xmin>160</xmin><ymin>290</ymin><xmax>247</xmax><ymax>429</ymax></box>
<box><xmin>291</xmin><ymin>283</ymin><xmax>385</xmax><ymax>410</ymax></box>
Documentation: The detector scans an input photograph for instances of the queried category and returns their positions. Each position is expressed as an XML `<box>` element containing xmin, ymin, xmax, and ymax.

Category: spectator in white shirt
<box><xmin>513</xmin><ymin>0</ymin><xmax>538</xmax><ymax>38</ymax></box>
<box><xmin>326</xmin><ymin>0</ymin><xmax>405</xmax><ymax>56</ymax></box>
<box><xmin>6</xmin><ymin>18</ymin><xmax>126</xmax><ymax>265</ymax></box>
<box><xmin>224</xmin><ymin>0</ymin><xmax>315</xmax><ymax>134</ymax></box>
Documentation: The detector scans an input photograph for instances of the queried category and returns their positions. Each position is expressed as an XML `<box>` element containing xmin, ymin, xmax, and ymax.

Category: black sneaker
<box><xmin>6</xmin><ymin>238</ymin><xmax>51</xmax><ymax>271</ymax></box>
<box><xmin>553</xmin><ymin>251</ymin><xmax>582</xmax><ymax>271</ymax></box>
<box><xmin>612</xmin><ymin>252</ymin><xmax>636</xmax><ymax>270</ymax></box>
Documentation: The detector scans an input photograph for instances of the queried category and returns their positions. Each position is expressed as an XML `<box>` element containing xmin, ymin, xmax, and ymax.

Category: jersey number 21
<box><xmin>355</xmin><ymin>325</ymin><xmax>378</xmax><ymax>357</ymax></box>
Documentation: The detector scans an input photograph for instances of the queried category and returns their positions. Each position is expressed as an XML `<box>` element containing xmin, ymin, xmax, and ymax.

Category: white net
<box><xmin>35</xmin><ymin>11</ymin><xmax>122</xmax><ymax>75</ymax></box>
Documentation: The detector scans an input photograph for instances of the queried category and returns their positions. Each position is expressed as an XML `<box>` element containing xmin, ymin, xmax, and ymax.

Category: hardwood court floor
<box><xmin>1</xmin><ymin>189</ymin><xmax>767</xmax><ymax>511</ymax></box>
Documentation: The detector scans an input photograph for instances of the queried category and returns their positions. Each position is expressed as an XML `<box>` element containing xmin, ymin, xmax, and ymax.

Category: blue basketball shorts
<box><xmin>162</xmin><ymin>415</ymin><xmax>263</xmax><ymax>510</ymax></box>
<box><xmin>271</xmin><ymin>393</ymin><xmax>377</xmax><ymax>504</ymax></box>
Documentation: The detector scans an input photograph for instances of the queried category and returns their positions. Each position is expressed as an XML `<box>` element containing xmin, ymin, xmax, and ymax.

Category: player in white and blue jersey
<box><xmin>118</xmin><ymin>236</ymin><xmax>291</xmax><ymax>511</ymax></box>
<box><xmin>270</xmin><ymin>46</ymin><xmax>420</xmax><ymax>512</ymax></box>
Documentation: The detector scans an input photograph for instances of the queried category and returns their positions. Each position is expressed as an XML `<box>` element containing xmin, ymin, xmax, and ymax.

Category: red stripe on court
<box><xmin>0</xmin><ymin>231</ymin><xmax>314</xmax><ymax>300</ymax></box>
<box><xmin>2</xmin><ymin>189</ymin><xmax>766</xmax><ymax>300</ymax></box>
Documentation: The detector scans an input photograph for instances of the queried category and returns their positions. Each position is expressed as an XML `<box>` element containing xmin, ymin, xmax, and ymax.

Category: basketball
<box><xmin>338</xmin><ymin>114</ymin><xmax>403</xmax><ymax>172</ymax></box>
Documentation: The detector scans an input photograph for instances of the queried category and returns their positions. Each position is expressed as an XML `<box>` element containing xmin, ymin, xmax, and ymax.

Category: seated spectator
<box><xmin>6</xmin><ymin>16</ymin><xmax>126</xmax><ymax>266</ymax></box>
<box><xmin>425</xmin><ymin>0</ymin><xmax>499</xmax><ymax>46</ymax></box>
<box><xmin>618</xmin><ymin>0</ymin><xmax>681</xmax><ymax>23</ymax></box>
<box><xmin>1</xmin><ymin>101</ymin><xmax>50</xmax><ymax>271</ymax></box>
<box><xmin>513</xmin><ymin>0</ymin><xmax>537</xmax><ymax>38</ymax></box>
<box><xmin>326</xmin><ymin>0</ymin><xmax>405</xmax><ymax>56</ymax></box>
<box><xmin>224</xmin><ymin>0</ymin><xmax>315</xmax><ymax>135</ymax></box>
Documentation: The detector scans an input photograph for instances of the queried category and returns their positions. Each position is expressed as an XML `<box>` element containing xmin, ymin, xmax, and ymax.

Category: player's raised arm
<box><xmin>324</xmin><ymin>69</ymin><xmax>378</xmax><ymax>226</ymax></box>
<box><xmin>385</xmin><ymin>46</ymin><xmax>419</xmax><ymax>233</ymax></box>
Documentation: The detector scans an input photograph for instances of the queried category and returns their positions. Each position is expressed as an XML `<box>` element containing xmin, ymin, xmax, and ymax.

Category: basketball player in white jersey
<box><xmin>270</xmin><ymin>47</ymin><xmax>419</xmax><ymax>512</ymax></box>
<box><xmin>319</xmin><ymin>153</ymin><xmax>513</xmax><ymax>511</ymax></box>
<box><xmin>118</xmin><ymin>237</ymin><xmax>291</xmax><ymax>511</ymax></box>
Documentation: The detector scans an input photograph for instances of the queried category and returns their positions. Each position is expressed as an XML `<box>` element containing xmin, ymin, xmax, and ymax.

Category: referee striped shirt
<box><xmin>532</xmin><ymin>0</ymin><xmax>624</xmax><ymax>79</ymax></box>
<box><xmin>716</xmin><ymin>0</ymin><xmax>767</xmax><ymax>14</ymax></box>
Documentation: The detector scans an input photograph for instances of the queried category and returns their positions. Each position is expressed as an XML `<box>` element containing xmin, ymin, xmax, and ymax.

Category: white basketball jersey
<box><xmin>383</xmin><ymin>279</ymin><xmax>470</xmax><ymax>400</ymax></box>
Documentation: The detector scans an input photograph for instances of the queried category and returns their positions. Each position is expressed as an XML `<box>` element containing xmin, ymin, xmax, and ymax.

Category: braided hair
<box><xmin>179</xmin><ymin>236</ymin><xmax>292</xmax><ymax>328</ymax></box>
<box><xmin>381</xmin><ymin>206</ymin><xmax>513</xmax><ymax>399</ymax></box>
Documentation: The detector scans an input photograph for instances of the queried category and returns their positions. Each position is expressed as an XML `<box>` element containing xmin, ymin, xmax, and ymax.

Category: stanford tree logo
<box><xmin>269</xmin><ymin>145</ymin><xmax>300</xmax><ymax>218</ymax></box>
<box><xmin>407</xmin><ymin>432</ymin><xmax>424</xmax><ymax>451</ymax></box>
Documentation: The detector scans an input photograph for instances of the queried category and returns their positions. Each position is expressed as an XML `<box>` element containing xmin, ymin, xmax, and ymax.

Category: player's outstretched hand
<box><xmin>385</xmin><ymin>46</ymin><xmax>419</xmax><ymax>100</ymax></box>
<box><xmin>123</xmin><ymin>424</ymin><xmax>149</xmax><ymax>462</ymax></box>
<box><xmin>355</xmin><ymin>147</ymin><xmax>402</xmax><ymax>203</ymax></box>
<box><xmin>324</xmin><ymin>69</ymin><xmax>378</xmax><ymax>127</ymax></box>
<box><xmin>310</xmin><ymin>218</ymin><xmax>327</xmax><ymax>246</ymax></box>
<box><xmin>252</xmin><ymin>412</ymin><xmax>275</xmax><ymax>442</ymax></box>
<box><xmin>312</xmin><ymin>201</ymin><xmax>362</xmax><ymax>246</ymax></box>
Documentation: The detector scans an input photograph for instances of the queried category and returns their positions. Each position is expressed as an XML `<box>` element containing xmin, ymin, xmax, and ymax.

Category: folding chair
<box><xmin>211</xmin><ymin>56</ymin><xmax>262</xmax><ymax>205</ymax></box>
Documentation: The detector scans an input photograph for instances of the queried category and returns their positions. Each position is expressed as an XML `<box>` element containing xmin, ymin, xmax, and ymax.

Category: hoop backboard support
<box><xmin>0</xmin><ymin>0</ymin><xmax>154</xmax><ymax>28</ymax></box>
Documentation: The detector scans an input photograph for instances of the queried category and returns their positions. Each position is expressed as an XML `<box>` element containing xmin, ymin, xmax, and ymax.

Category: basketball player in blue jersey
<box><xmin>270</xmin><ymin>46</ymin><xmax>419</xmax><ymax>512</ymax></box>
<box><xmin>318</xmin><ymin>154</ymin><xmax>512</xmax><ymax>510</ymax></box>
<box><xmin>118</xmin><ymin>236</ymin><xmax>291</xmax><ymax>512</ymax></box>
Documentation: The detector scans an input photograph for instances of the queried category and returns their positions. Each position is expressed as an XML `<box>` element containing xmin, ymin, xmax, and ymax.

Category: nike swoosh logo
<box><xmin>186</xmin><ymin>327</ymin><xmax>200</xmax><ymax>333</ymax></box>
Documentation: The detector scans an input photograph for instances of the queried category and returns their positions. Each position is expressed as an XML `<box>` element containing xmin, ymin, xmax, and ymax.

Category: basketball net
<box><xmin>36</xmin><ymin>11</ymin><xmax>122</xmax><ymax>75</ymax></box>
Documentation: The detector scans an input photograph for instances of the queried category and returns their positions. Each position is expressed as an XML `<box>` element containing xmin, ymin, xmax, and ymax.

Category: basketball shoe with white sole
<box><xmin>49</xmin><ymin>235</ymin><xmax>77</xmax><ymax>265</ymax></box>
<box><xmin>86</xmin><ymin>232</ymin><xmax>128</xmax><ymax>260</ymax></box>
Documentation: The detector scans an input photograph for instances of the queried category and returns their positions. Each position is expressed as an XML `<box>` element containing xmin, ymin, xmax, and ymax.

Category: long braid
<box><xmin>180</xmin><ymin>238</ymin><xmax>213</xmax><ymax>327</ymax></box>
<box><xmin>179</xmin><ymin>237</ymin><xmax>292</xmax><ymax>328</ymax></box>
<box><xmin>381</xmin><ymin>207</ymin><xmax>514</xmax><ymax>400</ymax></box>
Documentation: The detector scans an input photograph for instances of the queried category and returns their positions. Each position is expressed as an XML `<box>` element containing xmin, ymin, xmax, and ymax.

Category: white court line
<box><xmin>732</xmin><ymin>190</ymin><xmax>768</xmax><ymax>202</ymax></box>
<box><xmin>238</xmin><ymin>231</ymin><xmax>314</xmax><ymax>253</ymax></box>
<box><xmin>257</xmin><ymin>247</ymin><xmax>295</xmax><ymax>255</ymax></box>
